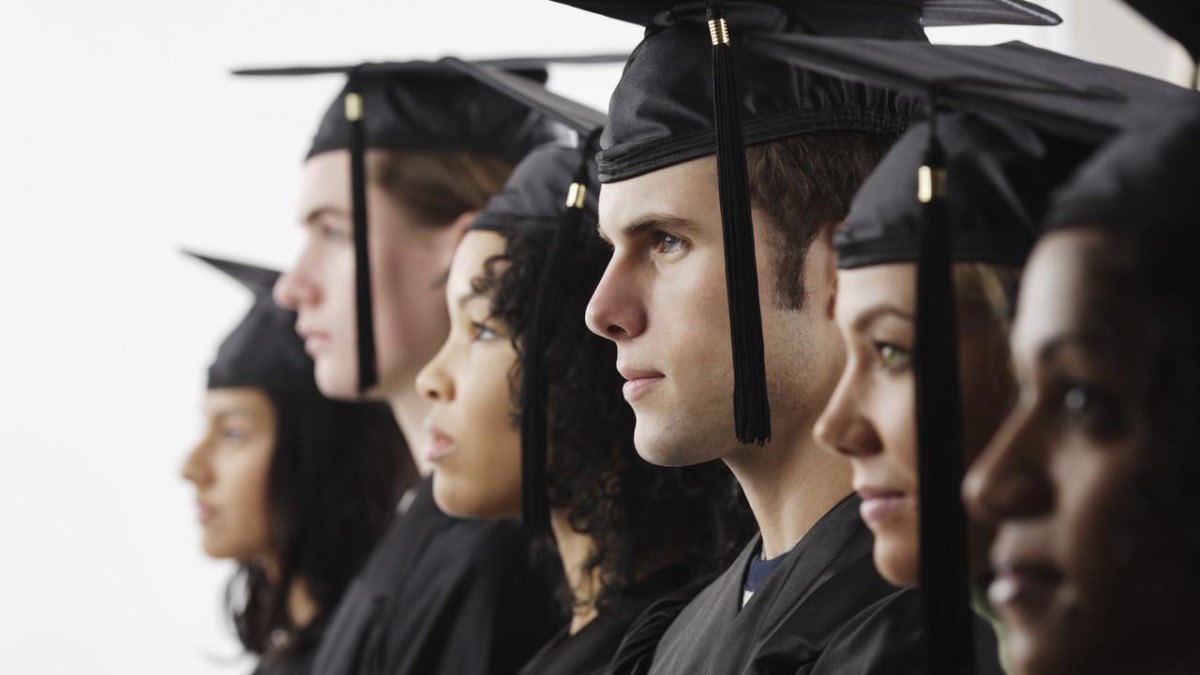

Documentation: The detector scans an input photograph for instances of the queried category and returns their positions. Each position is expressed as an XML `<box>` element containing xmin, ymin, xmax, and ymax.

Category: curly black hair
<box><xmin>474</xmin><ymin>223</ymin><xmax>756</xmax><ymax>614</ymax></box>
<box><xmin>225</xmin><ymin>388</ymin><xmax>407</xmax><ymax>664</ymax></box>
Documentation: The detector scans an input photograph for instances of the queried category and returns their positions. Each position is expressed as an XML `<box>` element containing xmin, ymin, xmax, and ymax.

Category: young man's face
<box><xmin>274</xmin><ymin>150</ymin><xmax>463</xmax><ymax>401</ymax></box>
<box><xmin>586</xmin><ymin>155</ymin><xmax>845</xmax><ymax>467</ymax></box>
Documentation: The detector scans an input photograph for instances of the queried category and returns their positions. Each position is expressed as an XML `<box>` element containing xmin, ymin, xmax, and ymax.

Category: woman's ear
<box><xmin>450</xmin><ymin>210</ymin><xmax>478</xmax><ymax>244</ymax></box>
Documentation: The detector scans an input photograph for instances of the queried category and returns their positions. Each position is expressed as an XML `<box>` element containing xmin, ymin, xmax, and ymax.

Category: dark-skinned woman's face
<box><xmin>964</xmin><ymin>229</ymin><xmax>1198</xmax><ymax>675</ymax></box>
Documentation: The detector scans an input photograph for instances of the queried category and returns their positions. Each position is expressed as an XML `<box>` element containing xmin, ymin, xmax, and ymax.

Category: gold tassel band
<box><xmin>708</xmin><ymin>17</ymin><xmax>731</xmax><ymax>46</ymax></box>
<box><xmin>918</xmin><ymin>166</ymin><xmax>947</xmax><ymax>204</ymax></box>
<box><xmin>344</xmin><ymin>92</ymin><xmax>363</xmax><ymax>122</ymax></box>
<box><xmin>565</xmin><ymin>182</ymin><xmax>587</xmax><ymax>209</ymax></box>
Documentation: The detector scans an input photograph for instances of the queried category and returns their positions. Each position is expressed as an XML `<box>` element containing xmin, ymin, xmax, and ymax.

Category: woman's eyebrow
<box><xmin>851</xmin><ymin>304</ymin><xmax>914</xmax><ymax>333</ymax></box>
<box><xmin>1036</xmin><ymin>332</ymin><xmax>1118</xmax><ymax>365</ymax></box>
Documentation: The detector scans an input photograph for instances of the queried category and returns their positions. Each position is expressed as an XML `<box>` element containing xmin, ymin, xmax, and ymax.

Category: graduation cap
<box><xmin>1047</xmin><ymin>107</ymin><xmax>1200</xmax><ymax>232</ymax></box>
<box><xmin>185</xmin><ymin>251</ymin><xmax>314</xmax><ymax>393</ymax></box>
<box><xmin>742</xmin><ymin>32</ymin><xmax>1200</xmax><ymax>674</ymax></box>
<box><xmin>233</xmin><ymin>58</ymin><xmax>599</xmax><ymax>396</ymax></box>
<box><xmin>432</xmin><ymin>58</ymin><xmax>608</xmax><ymax>534</ymax></box>
<box><xmin>550</xmin><ymin>0</ymin><xmax>1060</xmax><ymax>445</ymax></box>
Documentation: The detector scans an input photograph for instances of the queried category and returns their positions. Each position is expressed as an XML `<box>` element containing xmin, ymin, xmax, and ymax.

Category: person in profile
<box><xmin>181</xmin><ymin>252</ymin><xmax>406</xmax><ymax>675</ymax></box>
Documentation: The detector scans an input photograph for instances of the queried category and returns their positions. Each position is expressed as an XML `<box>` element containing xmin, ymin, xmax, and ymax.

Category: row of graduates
<box><xmin>180</xmin><ymin>1</ymin><xmax>1200</xmax><ymax>674</ymax></box>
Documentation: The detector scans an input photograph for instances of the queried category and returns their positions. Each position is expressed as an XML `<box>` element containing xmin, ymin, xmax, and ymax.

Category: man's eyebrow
<box><xmin>851</xmin><ymin>304</ymin><xmax>914</xmax><ymax>333</ymax></box>
<box><xmin>598</xmin><ymin>213</ymin><xmax>699</xmax><ymax>244</ymax></box>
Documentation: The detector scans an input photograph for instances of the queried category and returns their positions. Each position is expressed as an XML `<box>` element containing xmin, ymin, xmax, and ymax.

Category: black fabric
<box><xmin>1047</xmin><ymin>108</ymin><xmax>1200</xmax><ymax>232</ymax></box>
<box><xmin>744</xmin><ymin>37</ymin><xmax>1200</xmax><ymax>145</ymax></box>
<box><xmin>311</xmin><ymin>478</ymin><xmax>565</xmax><ymax>675</ymax></box>
<box><xmin>188</xmin><ymin>253</ymin><xmax>311</xmax><ymax>392</ymax></box>
<box><xmin>562</xmin><ymin>1</ymin><xmax>931</xmax><ymax>182</ymax></box>
<box><xmin>517</xmin><ymin>564</ymin><xmax>693</xmax><ymax>675</ymax></box>
<box><xmin>837</xmin><ymin>112</ymin><xmax>1089</xmax><ymax>269</ymax></box>
<box><xmin>297</xmin><ymin>62</ymin><xmax>561</xmax><ymax>162</ymax></box>
<box><xmin>251</xmin><ymin>643</ymin><xmax>318</xmax><ymax>675</ymax></box>
<box><xmin>742</xmin><ymin>544</ymin><xmax>793</xmax><ymax>595</ymax></box>
<box><xmin>470</xmin><ymin>142</ymin><xmax>601</xmax><ymax>235</ymax></box>
<box><xmin>604</xmin><ymin>576</ymin><xmax>714</xmax><ymax>675</ymax></box>
<box><xmin>643</xmin><ymin>496</ymin><xmax>917</xmax><ymax>675</ymax></box>
<box><xmin>549</xmin><ymin>0</ymin><xmax>1060</xmax><ymax>28</ymax></box>
<box><xmin>810</xmin><ymin>587</ymin><xmax>1005</xmax><ymax>675</ymax></box>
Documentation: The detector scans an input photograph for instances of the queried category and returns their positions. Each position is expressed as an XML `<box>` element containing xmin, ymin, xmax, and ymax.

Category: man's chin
<box><xmin>633</xmin><ymin>424</ymin><xmax>723</xmax><ymax>468</ymax></box>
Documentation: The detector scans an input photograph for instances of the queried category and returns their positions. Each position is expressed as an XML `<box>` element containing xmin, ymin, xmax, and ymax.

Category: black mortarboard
<box><xmin>186</xmin><ymin>251</ymin><xmax>313</xmax><ymax>393</ymax></box>
<box><xmin>440</xmin><ymin>58</ymin><xmax>607</xmax><ymax>534</ymax></box>
<box><xmin>1047</xmin><ymin>107</ymin><xmax>1200</xmax><ymax>232</ymax></box>
<box><xmin>744</xmin><ymin>33</ymin><xmax>1200</xmax><ymax>674</ymax></box>
<box><xmin>234</xmin><ymin>59</ymin><xmax>571</xmax><ymax>396</ymax></box>
<box><xmin>836</xmin><ymin>111</ymin><xmax>1087</xmax><ymax>270</ymax></box>
<box><xmin>551</xmin><ymin>0</ymin><xmax>1059</xmax><ymax>445</ymax></box>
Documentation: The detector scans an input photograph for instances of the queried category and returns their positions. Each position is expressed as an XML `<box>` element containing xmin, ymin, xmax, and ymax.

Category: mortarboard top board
<box><xmin>551</xmin><ymin>0</ymin><xmax>1059</xmax><ymax>444</ymax></box>
<box><xmin>233</xmin><ymin>56</ymin><xmax>620</xmax><ymax>397</ymax></box>
<box><xmin>1047</xmin><ymin>107</ymin><xmax>1200</xmax><ymax>233</ymax></box>
<box><xmin>836</xmin><ymin>111</ymin><xmax>1090</xmax><ymax>270</ymax></box>
<box><xmin>743</xmin><ymin>37</ymin><xmax>1200</xmax><ymax>144</ymax></box>
<box><xmin>435</xmin><ymin>57</ymin><xmax>609</xmax><ymax>533</ymax></box>
<box><xmin>185</xmin><ymin>250</ymin><xmax>313</xmax><ymax>393</ymax></box>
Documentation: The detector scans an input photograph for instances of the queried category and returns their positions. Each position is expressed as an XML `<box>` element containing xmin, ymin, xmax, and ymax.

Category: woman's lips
<box><xmin>856</xmin><ymin>487</ymin><xmax>907</xmax><ymax>525</ymax></box>
<box><xmin>423</xmin><ymin>425</ymin><xmax>458</xmax><ymax>463</ymax></box>
<box><xmin>302</xmin><ymin>332</ymin><xmax>330</xmax><ymax>357</ymax></box>
<box><xmin>196</xmin><ymin>501</ymin><xmax>216</xmax><ymax>525</ymax></box>
<box><xmin>989</xmin><ymin>561</ymin><xmax>1064</xmax><ymax>611</ymax></box>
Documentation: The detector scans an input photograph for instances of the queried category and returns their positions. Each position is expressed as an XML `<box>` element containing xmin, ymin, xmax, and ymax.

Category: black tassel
<box><xmin>915</xmin><ymin>105</ymin><xmax>977</xmax><ymax>675</ymax></box>
<box><xmin>518</xmin><ymin>137</ymin><xmax>596</xmax><ymax>534</ymax></box>
<box><xmin>346</xmin><ymin>71</ymin><xmax>379</xmax><ymax>394</ymax></box>
<box><xmin>708</xmin><ymin>3</ymin><xmax>771</xmax><ymax>445</ymax></box>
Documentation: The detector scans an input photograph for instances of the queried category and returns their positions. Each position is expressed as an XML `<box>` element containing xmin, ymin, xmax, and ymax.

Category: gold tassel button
<box><xmin>565</xmin><ymin>182</ymin><xmax>587</xmax><ymax>209</ymax></box>
<box><xmin>918</xmin><ymin>165</ymin><xmax>947</xmax><ymax>204</ymax></box>
<box><xmin>344</xmin><ymin>92</ymin><xmax>364</xmax><ymax>122</ymax></box>
<box><xmin>708</xmin><ymin>17</ymin><xmax>731</xmax><ymax>46</ymax></box>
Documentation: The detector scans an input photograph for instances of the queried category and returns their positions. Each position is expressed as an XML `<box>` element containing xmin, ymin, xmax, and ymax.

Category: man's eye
<box><xmin>872</xmin><ymin>341</ymin><xmax>911</xmax><ymax>371</ymax></box>
<box><xmin>652</xmin><ymin>232</ymin><xmax>686</xmax><ymax>255</ymax></box>
<box><xmin>471</xmin><ymin>322</ymin><xmax>500</xmax><ymax>342</ymax></box>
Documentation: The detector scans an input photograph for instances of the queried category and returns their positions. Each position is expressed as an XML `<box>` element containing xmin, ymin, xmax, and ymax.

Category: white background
<box><xmin>0</xmin><ymin>1</ymin><xmax>1188</xmax><ymax>673</ymax></box>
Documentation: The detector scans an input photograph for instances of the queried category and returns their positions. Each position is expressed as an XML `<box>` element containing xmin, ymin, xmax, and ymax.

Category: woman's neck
<box><xmin>388</xmin><ymin>386</ymin><xmax>435</xmax><ymax>477</ymax></box>
<box><xmin>549</xmin><ymin>509</ymin><xmax>603</xmax><ymax>636</ymax></box>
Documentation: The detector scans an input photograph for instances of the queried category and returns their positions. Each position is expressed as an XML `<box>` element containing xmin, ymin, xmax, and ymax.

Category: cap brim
<box><xmin>549</xmin><ymin>0</ymin><xmax>1060</xmax><ymax>27</ymax></box>
<box><xmin>441</xmin><ymin>58</ymin><xmax>609</xmax><ymax>135</ymax></box>
<box><xmin>183</xmin><ymin>249</ymin><xmax>281</xmax><ymax>298</ymax></box>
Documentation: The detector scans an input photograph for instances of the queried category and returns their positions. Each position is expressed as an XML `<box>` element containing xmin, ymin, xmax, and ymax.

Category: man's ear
<box><xmin>823</xmin><ymin>222</ymin><xmax>843</xmax><ymax>319</ymax></box>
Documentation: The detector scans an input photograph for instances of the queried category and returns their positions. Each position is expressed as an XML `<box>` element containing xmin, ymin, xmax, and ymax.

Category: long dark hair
<box><xmin>478</xmin><ymin>225</ymin><xmax>756</xmax><ymax>614</ymax></box>
<box><xmin>225</xmin><ymin>386</ymin><xmax>405</xmax><ymax>661</ymax></box>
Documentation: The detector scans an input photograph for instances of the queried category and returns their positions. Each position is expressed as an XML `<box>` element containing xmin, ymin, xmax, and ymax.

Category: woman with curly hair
<box><xmin>182</xmin><ymin>253</ymin><xmax>407</xmax><ymax>674</ymax></box>
<box><xmin>416</xmin><ymin>133</ymin><xmax>753</xmax><ymax>675</ymax></box>
<box><xmin>964</xmin><ymin>110</ymin><xmax>1200</xmax><ymax>675</ymax></box>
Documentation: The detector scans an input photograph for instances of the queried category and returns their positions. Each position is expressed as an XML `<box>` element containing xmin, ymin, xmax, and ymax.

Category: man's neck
<box><xmin>724</xmin><ymin>427</ymin><xmax>852</xmax><ymax>560</ymax></box>
<box><xmin>388</xmin><ymin>386</ymin><xmax>435</xmax><ymax>477</ymax></box>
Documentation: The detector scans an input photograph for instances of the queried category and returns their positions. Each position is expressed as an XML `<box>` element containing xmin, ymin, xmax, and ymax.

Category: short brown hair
<box><xmin>367</xmin><ymin>150</ymin><xmax>516</xmax><ymax>226</ymax></box>
<box><xmin>747</xmin><ymin>132</ymin><xmax>896</xmax><ymax>310</ymax></box>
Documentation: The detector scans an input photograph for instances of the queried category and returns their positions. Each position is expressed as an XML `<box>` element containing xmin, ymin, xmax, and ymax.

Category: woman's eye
<box><xmin>872</xmin><ymin>341</ymin><xmax>911</xmax><ymax>371</ymax></box>
<box><xmin>220</xmin><ymin>427</ymin><xmax>249</xmax><ymax>444</ymax></box>
<box><xmin>1056</xmin><ymin>382</ymin><xmax>1128</xmax><ymax>439</ymax></box>
<box><xmin>471</xmin><ymin>321</ymin><xmax>500</xmax><ymax>342</ymax></box>
<box><xmin>317</xmin><ymin>222</ymin><xmax>350</xmax><ymax>242</ymax></box>
<box><xmin>652</xmin><ymin>232</ymin><xmax>686</xmax><ymax>256</ymax></box>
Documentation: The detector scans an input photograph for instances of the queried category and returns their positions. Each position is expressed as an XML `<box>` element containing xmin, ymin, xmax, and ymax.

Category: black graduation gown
<box><xmin>517</xmin><ymin>565</ymin><xmax>694</xmax><ymax>675</ymax></box>
<box><xmin>644</xmin><ymin>495</ymin><xmax>920</xmax><ymax>675</ymax></box>
<box><xmin>252</xmin><ymin>645</ymin><xmax>317</xmax><ymax>675</ymax></box>
<box><xmin>311</xmin><ymin>477</ymin><xmax>565</xmax><ymax>675</ymax></box>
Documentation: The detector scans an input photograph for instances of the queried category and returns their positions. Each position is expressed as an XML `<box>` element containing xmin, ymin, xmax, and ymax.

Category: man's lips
<box><xmin>855</xmin><ymin>485</ymin><xmax>908</xmax><ymax>525</ymax></box>
<box><xmin>423</xmin><ymin>424</ymin><xmax>458</xmax><ymax>463</ymax></box>
<box><xmin>617</xmin><ymin>366</ymin><xmax>664</xmax><ymax>402</ymax></box>
<box><xmin>196</xmin><ymin>500</ymin><xmax>217</xmax><ymax>525</ymax></box>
